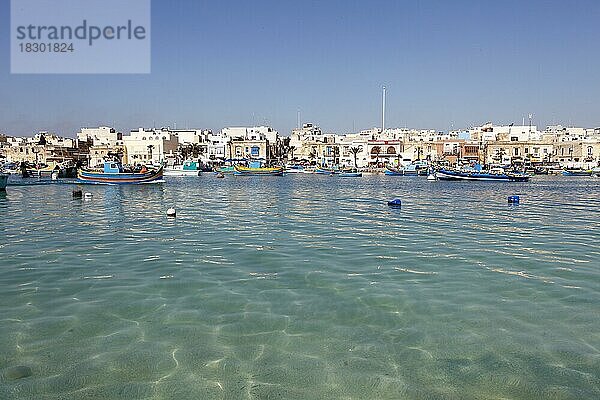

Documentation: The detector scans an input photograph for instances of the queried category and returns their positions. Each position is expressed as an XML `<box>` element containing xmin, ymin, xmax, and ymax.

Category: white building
<box><xmin>123</xmin><ymin>128</ymin><xmax>179</xmax><ymax>164</ymax></box>
<box><xmin>77</xmin><ymin>127</ymin><xmax>122</xmax><ymax>146</ymax></box>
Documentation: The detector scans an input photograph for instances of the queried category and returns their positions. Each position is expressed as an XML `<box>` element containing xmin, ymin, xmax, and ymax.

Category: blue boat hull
<box><xmin>77</xmin><ymin>167</ymin><xmax>164</xmax><ymax>184</ymax></box>
<box><xmin>562</xmin><ymin>170</ymin><xmax>592</xmax><ymax>176</ymax></box>
<box><xmin>436</xmin><ymin>169</ymin><xmax>529</xmax><ymax>182</ymax></box>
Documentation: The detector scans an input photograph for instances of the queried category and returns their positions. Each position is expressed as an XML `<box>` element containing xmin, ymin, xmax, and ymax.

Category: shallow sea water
<box><xmin>0</xmin><ymin>174</ymin><xmax>599</xmax><ymax>399</ymax></box>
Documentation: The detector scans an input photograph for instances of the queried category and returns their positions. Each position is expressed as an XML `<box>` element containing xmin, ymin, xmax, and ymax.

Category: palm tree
<box><xmin>350</xmin><ymin>147</ymin><xmax>360</xmax><ymax>169</ymax></box>
<box><xmin>147</xmin><ymin>144</ymin><xmax>154</xmax><ymax>162</ymax></box>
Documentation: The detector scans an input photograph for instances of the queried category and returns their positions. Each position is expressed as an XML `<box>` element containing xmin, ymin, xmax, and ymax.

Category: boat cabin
<box><xmin>182</xmin><ymin>161</ymin><xmax>199</xmax><ymax>171</ymax></box>
<box><xmin>103</xmin><ymin>161</ymin><xmax>122</xmax><ymax>173</ymax></box>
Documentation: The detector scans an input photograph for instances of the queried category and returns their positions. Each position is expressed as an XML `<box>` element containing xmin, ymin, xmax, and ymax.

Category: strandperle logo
<box><xmin>15</xmin><ymin>20</ymin><xmax>147</xmax><ymax>46</ymax></box>
<box><xmin>11</xmin><ymin>0</ymin><xmax>151</xmax><ymax>74</ymax></box>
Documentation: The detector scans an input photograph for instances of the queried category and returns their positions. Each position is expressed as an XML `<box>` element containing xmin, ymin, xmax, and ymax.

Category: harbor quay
<box><xmin>1</xmin><ymin>122</ymin><xmax>600</xmax><ymax>176</ymax></box>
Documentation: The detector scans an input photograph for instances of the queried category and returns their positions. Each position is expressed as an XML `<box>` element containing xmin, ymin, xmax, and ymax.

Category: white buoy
<box><xmin>166</xmin><ymin>208</ymin><xmax>176</xmax><ymax>217</ymax></box>
<box><xmin>427</xmin><ymin>173</ymin><xmax>437</xmax><ymax>181</ymax></box>
<box><xmin>51</xmin><ymin>171</ymin><xmax>58</xmax><ymax>180</ymax></box>
<box><xmin>84</xmin><ymin>192</ymin><xmax>93</xmax><ymax>199</ymax></box>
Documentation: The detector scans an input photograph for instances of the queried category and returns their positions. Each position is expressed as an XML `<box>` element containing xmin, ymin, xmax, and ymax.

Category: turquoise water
<box><xmin>1</xmin><ymin>175</ymin><xmax>599</xmax><ymax>399</ymax></box>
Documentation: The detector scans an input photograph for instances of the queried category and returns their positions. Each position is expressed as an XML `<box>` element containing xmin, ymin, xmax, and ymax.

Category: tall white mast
<box><xmin>297</xmin><ymin>109</ymin><xmax>301</xmax><ymax>129</ymax></box>
<box><xmin>382</xmin><ymin>86</ymin><xmax>386</xmax><ymax>133</ymax></box>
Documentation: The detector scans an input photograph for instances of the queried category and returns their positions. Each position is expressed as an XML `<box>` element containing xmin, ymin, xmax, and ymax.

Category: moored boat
<box><xmin>233</xmin><ymin>165</ymin><xmax>284</xmax><ymax>176</ymax></box>
<box><xmin>315</xmin><ymin>167</ymin><xmax>336</xmax><ymax>175</ymax></box>
<box><xmin>285</xmin><ymin>165</ymin><xmax>305</xmax><ymax>173</ymax></box>
<box><xmin>78</xmin><ymin>161</ymin><xmax>163</xmax><ymax>184</ymax></box>
<box><xmin>216</xmin><ymin>165</ymin><xmax>236</xmax><ymax>174</ymax></box>
<box><xmin>436</xmin><ymin>168</ymin><xmax>530</xmax><ymax>182</ymax></box>
<box><xmin>592</xmin><ymin>167</ymin><xmax>600</xmax><ymax>177</ymax></box>
<box><xmin>164</xmin><ymin>160</ymin><xmax>201</xmax><ymax>176</ymax></box>
<box><xmin>562</xmin><ymin>168</ymin><xmax>593</xmax><ymax>176</ymax></box>
<box><xmin>384</xmin><ymin>166</ymin><xmax>403</xmax><ymax>176</ymax></box>
<box><xmin>338</xmin><ymin>171</ymin><xmax>362</xmax><ymax>177</ymax></box>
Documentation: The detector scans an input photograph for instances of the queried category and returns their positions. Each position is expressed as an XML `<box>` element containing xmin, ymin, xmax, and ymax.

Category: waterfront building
<box><xmin>222</xmin><ymin>126</ymin><xmax>280</xmax><ymax>164</ymax></box>
<box><xmin>123</xmin><ymin>128</ymin><xmax>179</xmax><ymax>164</ymax></box>
<box><xmin>77</xmin><ymin>127</ymin><xmax>122</xmax><ymax>146</ymax></box>
<box><xmin>88</xmin><ymin>144</ymin><xmax>127</xmax><ymax>167</ymax></box>
<box><xmin>2</xmin><ymin>131</ymin><xmax>88</xmax><ymax>165</ymax></box>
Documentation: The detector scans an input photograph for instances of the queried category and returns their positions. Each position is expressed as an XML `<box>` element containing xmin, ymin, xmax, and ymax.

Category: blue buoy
<box><xmin>508</xmin><ymin>195</ymin><xmax>520</xmax><ymax>204</ymax></box>
<box><xmin>387</xmin><ymin>198</ymin><xmax>402</xmax><ymax>208</ymax></box>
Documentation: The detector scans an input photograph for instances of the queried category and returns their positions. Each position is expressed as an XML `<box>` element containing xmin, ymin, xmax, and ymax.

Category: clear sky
<box><xmin>1</xmin><ymin>0</ymin><xmax>599</xmax><ymax>137</ymax></box>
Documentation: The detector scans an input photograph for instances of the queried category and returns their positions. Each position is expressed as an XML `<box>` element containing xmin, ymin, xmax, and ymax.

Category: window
<box><xmin>588</xmin><ymin>146</ymin><xmax>593</xmax><ymax>155</ymax></box>
<box><xmin>524</xmin><ymin>148</ymin><xmax>529</xmax><ymax>154</ymax></box>
<box><xmin>387</xmin><ymin>146</ymin><xmax>396</xmax><ymax>154</ymax></box>
<box><xmin>511</xmin><ymin>137</ymin><xmax>518</xmax><ymax>141</ymax></box>
<box><xmin>514</xmin><ymin>148</ymin><xmax>519</xmax><ymax>156</ymax></box>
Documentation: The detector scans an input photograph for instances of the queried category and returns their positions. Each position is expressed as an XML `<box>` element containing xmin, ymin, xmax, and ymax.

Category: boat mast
<box><xmin>382</xmin><ymin>86</ymin><xmax>386</xmax><ymax>133</ymax></box>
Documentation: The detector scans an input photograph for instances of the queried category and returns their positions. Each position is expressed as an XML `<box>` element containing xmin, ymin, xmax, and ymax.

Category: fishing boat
<box><xmin>562</xmin><ymin>168</ymin><xmax>593</xmax><ymax>176</ymax></box>
<box><xmin>384</xmin><ymin>166</ymin><xmax>403</xmax><ymax>176</ymax></box>
<box><xmin>338</xmin><ymin>171</ymin><xmax>362</xmax><ymax>177</ymax></box>
<box><xmin>216</xmin><ymin>165</ymin><xmax>236</xmax><ymax>174</ymax></box>
<box><xmin>233</xmin><ymin>165</ymin><xmax>284</xmax><ymax>176</ymax></box>
<box><xmin>164</xmin><ymin>160</ymin><xmax>201</xmax><ymax>176</ymax></box>
<box><xmin>285</xmin><ymin>165</ymin><xmax>305</xmax><ymax>173</ymax></box>
<box><xmin>78</xmin><ymin>161</ymin><xmax>163</xmax><ymax>184</ymax></box>
<box><xmin>436</xmin><ymin>168</ymin><xmax>530</xmax><ymax>182</ymax></box>
<box><xmin>0</xmin><ymin>172</ymin><xmax>8</xmax><ymax>191</ymax></box>
<box><xmin>315</xmin><ymin>167</ymin><xmax>336</xmax><ymax>175</ymax></box>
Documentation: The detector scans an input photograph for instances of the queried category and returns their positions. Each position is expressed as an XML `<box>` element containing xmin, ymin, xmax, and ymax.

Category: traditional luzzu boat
<box><xmin>164</xmin><ymin>160</ymin><xmax>201</xmax><ymax>176</ymax></box>
<box><xmin>216</xmin><ymin>165</ymin><xmax>236</xmax><ymax>174</ymax></box>
<box><xmin>562</xmin><ymin>168</ymin><xmax>593</xmax><ymax>176</ymax></box>
<box><xmin>0</xmin><ymin>172</ymin><xmax>8</xmax><ymax>191</ymax></box>
<box><xmin>233</xmin><ymin>165</ymin><xmax>284</xmax><ymax>176</ymax></box>
<box><xmin>436</xmin><ymin>167</ymin><xmax>530</xmax><ymax>182</ymax></box>
<box><xmin>285</xmin><ymin>164</ymin><xmax>305</xmax><ymax>173</ymax></box>
<box><xmin>78</xmin><ymin>161</ymin><xmax>163</xmax><ymax>184</ymax></box>
<box><xmin>338</xmin><ymin>170</ymin><xmax>362</xmax><ymax>177</ymax></box>
<box><xmin>315</xmin><ymin>167</ymin><xmax>336</xmax><ymax>175</ymax></box>
<box><xmin>384</xmin><ymin>166</ymin><xmax>403</xmax><ymax>176</ymax></box>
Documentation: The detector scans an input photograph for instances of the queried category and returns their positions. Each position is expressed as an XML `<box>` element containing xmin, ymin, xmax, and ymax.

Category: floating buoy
<box><xmin>72</xmin><ymin>190</ymin><xmax>83</xmax><ymax>199</ymax></box>
<box><xmin>427</xmin><ymin>174</ymin><xmax>436</xmax><ymax>181</ymax></box>
<box><xmin>84</xmin><ymin>192</ymin><xmax>93</xmax><ymax>199</ymax></box>
<box><xmin>51</xmin><ymin>171</ymin><xmax>59</xmax><ymax>180</ymax></box>
<box><xmin>508</xmin><ymin>195</ymin><xmax>520</xmax><ymax>204</ymax></box>
<box><xmin>387</xmin><ymin>198</ymin><xmax>402</xmax><ymax>208</ymax></box>
<box><xmin>166</xmin><ymin>208</ymin><xmax>176</xmax><ymax>217</ymax></box>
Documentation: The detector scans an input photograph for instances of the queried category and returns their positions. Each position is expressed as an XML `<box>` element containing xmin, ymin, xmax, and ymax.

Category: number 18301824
<box><xmin>19</xmin><ymin>43</ymin><xmax>74</xmax><ymax>52</ymax></box>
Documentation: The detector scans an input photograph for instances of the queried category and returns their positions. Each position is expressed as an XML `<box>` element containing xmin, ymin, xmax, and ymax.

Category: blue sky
<box><xmin>1</xmin><ymin>0</ymin><xmax>600</xmax><ymax>136</ymax></box>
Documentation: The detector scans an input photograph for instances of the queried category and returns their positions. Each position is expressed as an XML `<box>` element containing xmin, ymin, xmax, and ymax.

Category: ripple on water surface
<box><xmin>0</xmin><ymin>175</ymin><xmax>599</xmax><ymax>399</ymax></box>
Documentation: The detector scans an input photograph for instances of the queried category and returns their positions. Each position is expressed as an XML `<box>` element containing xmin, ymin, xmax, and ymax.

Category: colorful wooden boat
<box><xmin>216</xmin><ymin>165</ymin><xmax>236</xmax><ymax>174</ymax></box>
<box><xmin>436</xmin><ymin>168</ymin><xmax>529</xmax><ymax>182</ymax></box>
<box><xmin>315</xmin><ymin>167</ymin><xmax>336</xmax><ymax>175</ymax></box>
<box><xmin>384</xmin><ymin>166</ymin><xmax>403</xmax><ymax>176</ymax></box>
<box><xmin>78</xmin><ymin>161</ymin><xmax>163</xmax><ymax>184</ymax></box>
<box><xmin>562</xmin><ymin>169</ymin><xmax>593</xmax><ymax>176</ymax></box>
<box><xmin>164</xmin><ymin>160</ymin><xmax>201</xmax><ymax>176</ymax></box>
<box><xmin>338</xmin><ymin>171</ymin><xmax>362</xmax><ymax>177</ymax></box>
<box><xmin>233</xmin><ymin>165</ymin><xmax>284</xmax><ymax>176</ymax></box>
